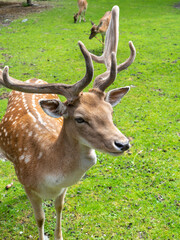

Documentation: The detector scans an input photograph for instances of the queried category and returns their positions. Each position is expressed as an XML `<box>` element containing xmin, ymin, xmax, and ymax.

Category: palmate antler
<box><xmin>89</xmin><ymin>5</ymin><xmax>136</xmax><ymax>91</ymax></box>
<box><xmin>0</xmin><ymin>41</ymin><xmax>93</xmax><ymax>103</ymax></box>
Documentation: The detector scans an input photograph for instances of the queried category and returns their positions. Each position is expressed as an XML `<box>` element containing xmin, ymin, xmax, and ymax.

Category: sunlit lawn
<box><xmin>0</xmin><ymin>0</ymin><xmax>179</xmax><ymax>239</ymax></box>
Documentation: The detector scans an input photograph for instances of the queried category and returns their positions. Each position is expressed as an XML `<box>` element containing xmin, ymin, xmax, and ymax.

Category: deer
<box><xmin>89</xmin><ymin>10</ymin><xmax>112</xmax><ymax>43</ymax></box>
<box><xmin>0</xmin><ymin>5</ymin><xmax>136</xmax><ymax>240</ymax></box>
<box><xmin>74</xmin><ymin>0</ymin><xmax>88</xmax><ymax>23</ymax></box>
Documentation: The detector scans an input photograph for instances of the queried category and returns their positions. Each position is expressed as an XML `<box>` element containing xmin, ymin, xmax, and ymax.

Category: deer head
<box><xmin>89</xmin><ymin>21</ymin><xmax>102</xmax><ymax>39</ymax></box>
<box><xmin>0</xmin><ymin>44</ymin><xmax>132</xmax><ymax>155</ymax></box>
<box><xmin>74</xmin><ymin>13</ymin><xmax>78</xmax><ymax>23</ymax></box>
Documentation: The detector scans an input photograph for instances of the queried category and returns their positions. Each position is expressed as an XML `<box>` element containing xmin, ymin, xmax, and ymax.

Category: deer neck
<box><xmin>31</xmin><ymin>120</ymin><xmax>96</xmax><ymax>197</ymax></box>
<box><xmin>53</xmin><ymin>119</ymin><xmax>97</xmax><ymax>173</ymax></box>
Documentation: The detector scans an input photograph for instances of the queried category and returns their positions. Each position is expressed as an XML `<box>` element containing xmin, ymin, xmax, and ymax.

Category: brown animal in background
<box><xmin>74</xmin><ymin>0</ymin><xmax>88</xmax><ymax>23</ymax></box>
<box><xmin>89</xmin><ymin>11</ymin><xmax>111</xmax><ymax>43</ymax></box>
<box><xmin>0</xmin><ymin>6</ymin><xmax>136</xmax><ymax>240</ymax></box>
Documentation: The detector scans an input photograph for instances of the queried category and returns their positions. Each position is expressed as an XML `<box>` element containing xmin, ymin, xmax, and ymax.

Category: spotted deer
<box><xmin>74</xmin><ymin>0</ymin><xmax>88</xmax><ymax>23</ymax></box>
<box><xmin>89</xmin><ymin>10</ymin><xmax>112</xmax><ymax>43</ymax></box>
<box><xmin>0</xmin><ymin>6</ymin><xmax>136</xmax><ymax>240</ymax></box>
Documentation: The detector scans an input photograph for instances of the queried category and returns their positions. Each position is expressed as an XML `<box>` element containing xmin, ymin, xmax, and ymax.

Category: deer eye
<box><xmin>75</xmin><ymin>117</ymin><xmax>85</xmax><ymax>124</ymax></box>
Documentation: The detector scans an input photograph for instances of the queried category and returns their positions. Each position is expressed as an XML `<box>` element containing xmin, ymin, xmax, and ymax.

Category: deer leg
<box><xmin>25</xmin><ymin>188</ymin><xmax>46</xmax><ymax>240</ymax></box>
<box><xmin>54</xmin><ymin>188</ymin><xmax>67</xmax><ymax>240</ymax></box>
<box><xmin>83</xmin><ymin>10</ymin><xmax>86</xmax><ymax>22</ymax></box>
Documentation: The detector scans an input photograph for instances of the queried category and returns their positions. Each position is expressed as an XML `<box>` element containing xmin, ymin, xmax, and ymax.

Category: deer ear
<box><xmin>97</xmin><ymin>21</ymin><xmax>103</xmax><ymax>30</ymax></box>
<box><xmin>39</xmin><ymin>99</ymin><xmax>67</xmax><ymax>118</ymax></box>
<box><xmin>105</xmin><ymin>87</ymin><xmax>130</xmax><ymax>107</ymax></box>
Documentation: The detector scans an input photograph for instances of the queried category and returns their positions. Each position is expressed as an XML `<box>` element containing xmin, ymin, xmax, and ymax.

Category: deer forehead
<box><xmin>74</xmin><ymin>91</ymin><xmax>113</xmax><ymax>117</ymax></box>
<box><xmin>91</xmin><ymin>25</ymin><xmax>97</xmax><ymax>31</ymax></box>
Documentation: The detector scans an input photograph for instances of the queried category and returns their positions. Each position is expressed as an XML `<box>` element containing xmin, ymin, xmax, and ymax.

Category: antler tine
<box><xmin>1</xmin><ymin>41</ymin><xmax>93</xmax><ymax>102</ymax></box>
<box><xmin>103</xmin><ymin>5</ymin><xmax>119</xmax><ymax>69</ymax></box>
<box><xmin>72</xmin><ymin>41</ymin><xmax>94</xmax><ymax>96</ymax></box>
<box><xmin>89</xmin><ymin>6</ymin><xmax>120</xmax><ymax>91</ymax></box>
<box><xmin>117</xmin><ymin>41</ymin><xmax>136</xmax><ymax>73</ymax></box>
<box><xmin>93</xmin><ymin>52</ymin><xmax>117</xmax><ymax>91</ymax></box>
<box><xmin>89</xmin><ymin>5</ymin><xmax>119</xmax><ymax>66</ymax></box>
<box><xmin>88</xmin><ymin>5</ymin><xmax>136</xmax><ymax>92</ymax></box>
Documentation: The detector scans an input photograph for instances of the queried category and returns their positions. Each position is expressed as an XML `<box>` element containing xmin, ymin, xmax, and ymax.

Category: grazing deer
<box><xmin>89</xmin><ymin>10</ymin><xmax>112</xmax><ymax>43</ymax></box>
<box><xmin>74</xmin><ymin>0</ymin><xmax>88</xmax><ymax>23</ymax></box>
<box><xmin>0</xmin><ymin>6</ymin><xmax>136</xmax><ymax>240</ymax></box>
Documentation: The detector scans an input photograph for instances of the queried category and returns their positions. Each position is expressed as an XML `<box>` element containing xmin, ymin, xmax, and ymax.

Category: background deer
<box><xmin>89</xmin><ymin>10</ymin><xmax>111</xmax><ymax>43</ymax></box>
<box><xmin>74</xmin><ymin>0</ymin><xmax>88</xmax><ymax>23</ymax></box>
<box><xmin>0</xmin><ymin>6</ymin><xmax>136</xmax><ymax>240</ymax></box>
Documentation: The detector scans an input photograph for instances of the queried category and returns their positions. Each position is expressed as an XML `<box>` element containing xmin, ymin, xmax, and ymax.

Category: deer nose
<box><xmin>114</xmin><ymin>141</ymin><xmax>130</xmax><ymax>151</ymax></box>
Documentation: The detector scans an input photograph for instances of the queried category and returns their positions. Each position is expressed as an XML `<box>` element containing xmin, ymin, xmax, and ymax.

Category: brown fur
<box><xmin>74</xmin><ymin>0</ymin><xmax>88</xmax><ymax>23</ymax></box>
<box><xmin>89</xmin><ymin>11</ymin><xmax>112</xmax><ymax>42</ymax></box>
<box><xmin>0</xmin><ymin>80</ymin><xmax>129</xmax><ymax>239</ymax></box>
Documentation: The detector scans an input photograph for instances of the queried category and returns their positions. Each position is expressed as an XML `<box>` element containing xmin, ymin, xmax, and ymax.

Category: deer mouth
<box><xmin>97</xmin><ymin>147</ymin><xmax>125</xmax><ymax>156</ymax></box>
<box><xmin>101</xmin><ymin>138</ymin><xmax>130</xmax><ymax>155</ymax></box>
<box><xmin>108</xmin><ymin>147</ymin><xmax>130</xmax><ymax>156</ymax></box>
<box><xmin>89</xmin><ymin>34</ymin><xmax>94</xmax><ymax>39</ymax></box>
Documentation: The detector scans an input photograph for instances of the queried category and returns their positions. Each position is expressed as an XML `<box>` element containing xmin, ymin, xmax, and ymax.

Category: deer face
<box><xmin>89</xmin><ymin>21</ymin><xmax>103</xmax><ymax>39</ymax></box>
<box><xmin>40</xmin><ymin>88</ymin><xmax>130</xmax><ymax>155</ymax></box>
<box><xmin>89</xmin><ymin>24</ymin><xmax>99</xmax><ymax>39</ymax></box>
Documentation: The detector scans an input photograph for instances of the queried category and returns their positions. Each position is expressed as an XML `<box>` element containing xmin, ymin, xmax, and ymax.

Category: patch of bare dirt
<box><xmin>0</xmin><ymin>1</ymin><xmax>53</xmax><ymax>25</ymax></box>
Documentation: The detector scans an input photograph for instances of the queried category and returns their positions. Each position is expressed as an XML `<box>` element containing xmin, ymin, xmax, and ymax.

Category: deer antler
<box><xmin>89</xmin><ymin>5</ymin><xmax>136</xmax><ymax>91</ymax></box>
<box><xmin>92</xmin><ymin>52</ymin><xmax>117</xmax><ymax>91</ymax></box>
<box><xmin>0</xmin><ymin>41</ymin><xmax>93</xmax><ymax>103</ymax></box>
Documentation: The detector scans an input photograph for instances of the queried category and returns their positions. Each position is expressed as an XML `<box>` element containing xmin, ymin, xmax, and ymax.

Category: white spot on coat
<box><xmin>28</xmin><ymin>112</ymin><xmax>36</xmax><ymax>123</ymax></box>
<box><xmin>24</xmin><ymin>155</ymin><xmax>31</xmax><ymax>164</ymax></box>
<box><xmin>28</xmin><ymin>131</ymin><xmax>33</xmax><ymax>137</ymax></box>
<box><xmin>19</xmin><ymin>155</ymin><xmax>25</xmax><ymax>161</ymax></box>
<box><xmin>37</xmin><ymin>152</ymin><xmax>43</xmax><ymax>160</ymax></box>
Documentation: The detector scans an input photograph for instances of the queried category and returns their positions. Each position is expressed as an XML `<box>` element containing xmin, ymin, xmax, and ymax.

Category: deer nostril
<box><xmin>114</xmin><ymin>141</ymin><xmax>130</xmax><ymax>151</ymax></box>
<box><xmin>123</xmin><ymin>143</ymin><xmax>130</xmax><ymax>151</ymax></box>
<box><xmin>114</xmin><ymin>141</ymin><xmax>123</xmax><ymax>148</ymax></box>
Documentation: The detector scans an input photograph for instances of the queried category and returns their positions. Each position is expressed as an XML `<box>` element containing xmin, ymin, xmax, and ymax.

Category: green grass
<box><xmin>0</xmin><ymin>0</ymin><xmax>180</xmax><ymax>239</ymax></box>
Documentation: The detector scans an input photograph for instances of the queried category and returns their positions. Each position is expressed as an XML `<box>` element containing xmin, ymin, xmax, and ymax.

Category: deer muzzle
<box><xmin>114</xmin><ymin>140</ymin><xmax>130</xmax><ymax>152</ymax></box>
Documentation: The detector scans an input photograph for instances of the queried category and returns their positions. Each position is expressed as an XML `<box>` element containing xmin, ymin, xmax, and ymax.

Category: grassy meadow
<box><xmin>0</xmin><ymin>0</ymin><xmax>179</xmax><ymax>239</ymax></box>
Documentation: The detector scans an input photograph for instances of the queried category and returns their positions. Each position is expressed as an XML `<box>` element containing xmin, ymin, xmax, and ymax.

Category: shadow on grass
<box><xmin>88</xmin><ymin>47</ymin><xmax>104</xmax><ymax>56</ymax></box>
<box><xmin>0</xmin><ymin>190</ymin><xmax>29</xmax><ymax>220</ymax></box>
